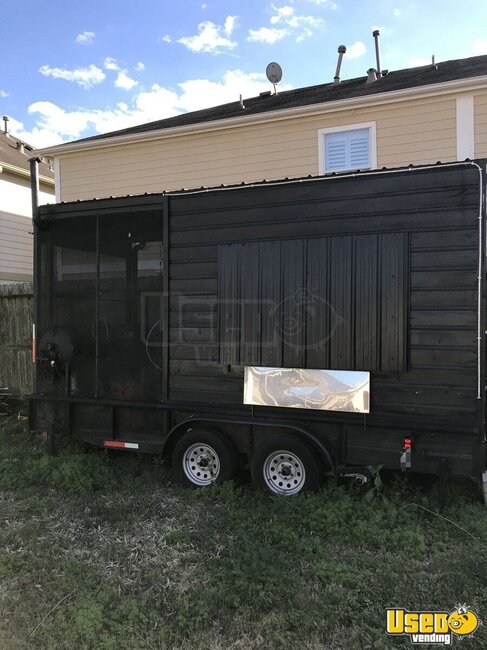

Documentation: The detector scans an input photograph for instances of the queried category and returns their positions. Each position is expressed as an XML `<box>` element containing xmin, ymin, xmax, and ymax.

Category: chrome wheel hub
<box><xmin>263</xmin><ymin>450</ymin><xmax>306</xmax><ymax>495</ymax></box>
<box><xmin>183</xmin><ymin>443</ymin><xmax>220</xmax><ymax>486</ymax></box>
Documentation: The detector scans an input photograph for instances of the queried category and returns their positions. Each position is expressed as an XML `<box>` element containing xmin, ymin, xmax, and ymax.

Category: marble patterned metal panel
<box><xmin>244</xmin><ymin>367</ymin><xmax>370</xmax><ymax>413</ymax></box>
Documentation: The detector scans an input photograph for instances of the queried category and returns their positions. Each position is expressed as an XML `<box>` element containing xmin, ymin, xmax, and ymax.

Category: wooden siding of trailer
<box><xmin>218</xmin><ymin>236</ymin><xmax>408</xmax><ymax>372</ymax></box>
<box><xmin>475</xmin><ymin>91</ymin><xmax>487</xmax><ymax>157</ymax></box>
<box><xmin>58</xmin><ymin>96</ymin><xmax>457</xmax><ymax>201</ymax></box>
<box><xmin>0</xmin><ymin>211</ymin><xmax>33</xmax><ymax>281</ymax></box>
<box><xmin>166</xmin><ymin>166</ymin><xmax>481</xmax><ymax>442</ymax></box>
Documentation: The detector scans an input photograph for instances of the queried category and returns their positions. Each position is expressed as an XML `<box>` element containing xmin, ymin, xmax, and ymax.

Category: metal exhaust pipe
<box><xmin>29</xmin><ymin>157</ymin><xmax>42</xmax><ymax>228</ymax></box>
<box><xmin>353</xmin><ymin>474</ymin><xmax>368</xmax><ymax>487</ymax></box>
<box><xmin>372</xmin><ymin>30</ymin><xmax>381</xmax><ymax>77</ymax></box>
<box><xmin>366</xmin><ymin>68</ymin><xmax>378</xmax><ymax>84</ymax></box>
<box><xmin>344</xmin><ymin>472</ymin><xmax>370</xmax><ymax>487</ymax></box>
<box><xmin>333</xmin><ymin>45</ymin><xmax>346</xmax><ymax>84</ymax></box>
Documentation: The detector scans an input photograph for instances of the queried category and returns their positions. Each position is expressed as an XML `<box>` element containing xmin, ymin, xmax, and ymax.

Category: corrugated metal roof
<box><xmin>73</xmin><ymin>54</ymin><xmax>487</xmax><ymax>145</ymax></box>
<box><xmin>43</xmin><ymin>159</ymin><xmax>481</xmax><ymax>210</ymax></box>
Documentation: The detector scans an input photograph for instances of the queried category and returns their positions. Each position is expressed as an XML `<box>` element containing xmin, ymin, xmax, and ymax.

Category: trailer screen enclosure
<box><xmin>30</xmin><ymin>162</ymin><xmax>487</xmax><ymax>486</ymax></box>
<box><xmin>37</xmin><ymin>212</ymin><xmax>164</xmax><ymax>402</ymax></box>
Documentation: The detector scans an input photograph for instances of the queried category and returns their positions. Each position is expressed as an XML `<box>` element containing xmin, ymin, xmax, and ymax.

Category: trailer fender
<box><xmin>163</xmin><ymin>417</ymin><xmax>336</xmax><ymax>475</ymax></box>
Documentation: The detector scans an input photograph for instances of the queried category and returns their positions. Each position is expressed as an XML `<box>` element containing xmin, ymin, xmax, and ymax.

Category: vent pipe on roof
<box><xmin>333</xmin><ymin>45</ymin><xmax>347</xmax><ymax>84</ymax></box>
<box><xmin>372</xmin><ymin>30</ymin><xmax>381</xmax><ymax>77</ymax></box>
<box><xmin>2</xmin><ymin>115</ymin><xmax>9</xmax><ymax>135</ymax></box>
<box><xmin>16</xmin><ymin>141</ymin><xmax>25</xmax><ymax>155</ymax></box>
<box><xmin>29</xmin><ymin>157</ymin><xmax>42</xmax><ymax>228</ymax></box>
<box><xmin>239</xmin><ymin>94</ymin><xmax>245</xmax><ymax>109</ymax></box>
<box><xmin>366</xmin><ymin>68</ymin><xmax>378</xmax><ymax>83</ymax></box>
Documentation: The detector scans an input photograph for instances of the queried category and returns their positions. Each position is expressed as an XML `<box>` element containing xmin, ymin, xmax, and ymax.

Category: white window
<box><xmin>318</xmin><ymin>122</ymin><xmax>377</xmax><ymax>174</ymax></box>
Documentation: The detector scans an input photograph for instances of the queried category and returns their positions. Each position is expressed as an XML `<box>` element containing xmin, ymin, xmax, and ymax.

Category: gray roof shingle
<box><xmin>74</xmin><ymin>54</ymin><xmax>487</xmax><ymax>145</ymax></box>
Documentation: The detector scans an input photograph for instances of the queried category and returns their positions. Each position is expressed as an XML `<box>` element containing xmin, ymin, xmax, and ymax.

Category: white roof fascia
<box><xmin>0</xmin><ymin>161</ymin><xmax>55</xmax><ymax>186</ymax></box>
<box><xmin>36</xmin><ymin>75</ymin><xmax>487</xmax><ymax>158</ymax></box>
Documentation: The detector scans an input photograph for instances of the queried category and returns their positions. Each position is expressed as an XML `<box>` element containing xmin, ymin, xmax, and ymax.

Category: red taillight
<box><xmin>404</xmin><ymin>437</ymin><xmax>412</xmax><ymax>449</ymax></box>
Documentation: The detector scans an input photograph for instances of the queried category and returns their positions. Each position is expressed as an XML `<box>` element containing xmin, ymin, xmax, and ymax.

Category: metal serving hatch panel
<box><xmin>243</xmin><ymin>367</ymin><xmax>370</xmax><ymax>413</ymax></box>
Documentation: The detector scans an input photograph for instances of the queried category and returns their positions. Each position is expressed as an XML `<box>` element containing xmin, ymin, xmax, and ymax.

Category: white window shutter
<box><xmin>324</xmin><ymin>127</ymin><xmax>370</xmax><ymax>172</ymax></box>
<box><xmin>325</xmin><ymin>132</ymin><xmax>348</xmax><ymax>171</ymax></box>
<box><xmin>349</xmin><ymin>129</ymin><xmax>370</xmax><ymax>168</ymax></box>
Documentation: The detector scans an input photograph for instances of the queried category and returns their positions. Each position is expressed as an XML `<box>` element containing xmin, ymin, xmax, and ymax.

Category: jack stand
<box><xmin>47</xmin><ymin>425</ymin><xmax>57</xmax><ymax>456</ymax></box>
<box><xmin>482</xmin><ymin>471</ymin><xmax>487</xmax><ymax>506</ymax></box>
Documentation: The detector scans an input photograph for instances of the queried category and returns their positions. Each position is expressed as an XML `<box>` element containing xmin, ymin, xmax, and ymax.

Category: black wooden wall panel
<box><xmin>260</xmin><ymin>241</ymin><xmax>282</xmax><ymax>367</ymax></box>
<box><xmin>218</xmin><ymin>233</ymin><xmax>409</xmax><ymax>373</ymax></box>
<box><xmin>281</xmin><ymin>240</ymin><xmax>305</xmax><ymax>367</ymax></box>
<box><xmin>306</xmin><ymin>238</ymin><xmax>330</xmax><ymax>368</ymax></box>
<box><xmin>354</xmin><ymin>235</ymin><xmax>378</xmax><ymax>370</ymax></box>
<box><xmin>380</xmin><ymin>233</ymin><xmax>408</xmax><ymax>372</ymax></box>
<box><xmin>219</xmin><ymin>245</ymin><xmax>240</xmax><ymax>365</ymax></box>
<box><xmin>329</xmin><ymin>236</ymin><xmax>353</xmax><ymax>369</ymax></box>
<box><xmin>240</xmin><ymin>244</ymin><xmax>261</xmax><ymax>366</ymax></box>
<box><xmin>165</xmin><ymin>165</ymin><xmax>481</xmax><ymax>434</ymax></box>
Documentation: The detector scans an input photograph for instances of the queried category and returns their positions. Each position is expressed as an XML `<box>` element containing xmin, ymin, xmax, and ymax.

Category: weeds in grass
<box><xmin>0</xmin><ymin>414</ymin><xmax>486</xmax><ymax>649</ymax></box>
<box><xmin>0</xmin><ymin>413</ymin><xmax>117</xmax><ymax>493</ymax></box>
<box><xmin>364</xmin><ymin>464</ymin><xmax>388</xmax><ymax>504</ymax></box>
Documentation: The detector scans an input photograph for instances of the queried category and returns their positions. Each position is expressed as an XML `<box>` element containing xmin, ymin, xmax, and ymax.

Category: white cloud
<box><xmin>393</xmin><ymin>8</ymin><xmax>401</xmax><ymax>16</ymax></box>
<box><xmin>104</xmin><ymin>59</ymin><xmax>140</xmax><ymax>89</ymax></box>
<box><xmin>15</xmin><ymin>69</ymin><xmax>294</xmax><ymax>148</ymax></box>
<box><xmin>201</xmin><ymin>2</ymin><xmax>207</xmax><ymax>7</ymax></box>
<box><xmin>472</xmin><ymin>39</ymin><xmax>487</xmax><ymax>55</ymax></box>
<box><xmin>346</xmin><ymin>41</ymin><xmax>366</xmax><ymax>59</ymax></box>
<box><xmin>300</xmin><ymin>0</ymin><xmax>337</xmax><ymax>7</ymax></box>
<box><xmin>270</xmin><ymin>6</ymin><xmax>294</xmax><ymax>24</ymax></box>
<box><xmin>115</xmin><ymin>71</ymin><xmax>138</xmax><ymax>90</ymax></box>
<box><xmin>408</xmin><ymin>57</ymin><xmax>432</xmax><ymax>68</ymax></box>
<box><xmin>178</xmin><ymin>19</ymin><xmax>237</xmax><ymax>53</ymax></box>
<box><xmin>104</xmin><ymin>57</ymin><xmax>120</xmax><ymax>71</ymax></box>
<box><xmin>39</xmin><ymin>64</ymin><xmax>106</xmax><ymax>89</ymax></box>
<box><xmin>177</xmin><ymin>69</ymin><xmax>292</xmax><ymax>112</ymax></box>
<box><xmin>224</xmin><ymin>16</ymin><xmax>237</xmax><ymax>36</ymax></box>
<box><xmin>161</xmin><ymin>34</ymin><xmax>172</xmax><ymax>43</ymax></box>
<box><xmin>270</xmin><ymin>4</ymin><xmax>323</xmax><ymax>29</ymax></box>
<box><xmin>0</xmin><ymin>89</ymin><xmax>8</xmax><ymax>98</ymax></box>
<box><xmin>248</xmin><ymin>27</ymin><xmax>288</xmax><ymax>44</ymax></box>
<box><xmin>296</xmin><ymin>28</ymin><xmax>313</xmax><ymax>43</ymax></box>
<box><xmin>75</xmin><ymin>31</ymin><xmax>95</xmax><ymax>45</ymax></box>
<box><xmin>250</xmin><ymin>4</ymin><xmax>323</xmax><ymax>44</ymax></box>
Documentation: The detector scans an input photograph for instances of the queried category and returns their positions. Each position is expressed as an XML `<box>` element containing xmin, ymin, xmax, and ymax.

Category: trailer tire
<box><xmin>172</xmin><ymin>430</ymin><xmax>237</xmax><ymax>488</ymax></box>
<box><xmin>251</xmin><ymin>435</ymin><xmax>322</xmax><ymax>495</ymax></box>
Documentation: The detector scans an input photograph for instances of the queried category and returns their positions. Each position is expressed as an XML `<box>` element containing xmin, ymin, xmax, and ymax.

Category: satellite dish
<box><xmin>266</xmin><ymin>62</ymin><xmax>282</xmax><ymax>93</ymax></box>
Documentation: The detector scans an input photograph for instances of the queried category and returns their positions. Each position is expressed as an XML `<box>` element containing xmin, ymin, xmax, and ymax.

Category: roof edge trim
<box><xmin>0</xmin><ymin>161</ymin><xmax>55</xmax><ymax>186</ymax></box>
<box><xmin>36</xmin><ymin>75</ymin><xmax>487</xmax><ymax>158</ymax></box>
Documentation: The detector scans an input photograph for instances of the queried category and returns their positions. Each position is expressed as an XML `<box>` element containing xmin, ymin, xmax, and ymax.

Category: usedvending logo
<box><xmin>386</xmin><ymin>604</ymin><xmax>481</xmax><ymax>645</ymax></box>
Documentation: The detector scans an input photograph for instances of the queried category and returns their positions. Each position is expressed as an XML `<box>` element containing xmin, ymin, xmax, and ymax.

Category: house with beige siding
<box><xmin>0</xmin><ymin>122</ymin><xmax>54</xmax><ymax>282</ymax></box>
<box><xmin>38</xmin><ymin>54</ymin><xmax>487</xmax><ymax>202</ymax></box>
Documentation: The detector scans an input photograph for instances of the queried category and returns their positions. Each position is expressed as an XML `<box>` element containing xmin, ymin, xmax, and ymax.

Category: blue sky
<box><xmin>2</xmin><ymin>0</ymin><xmax>487</xmax><ymax>148</ymax></box>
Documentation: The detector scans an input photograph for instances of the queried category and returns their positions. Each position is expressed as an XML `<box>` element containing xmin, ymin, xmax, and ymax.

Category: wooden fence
<box><xmin>0</xmin><ymin>283</ymin><xmax>33</xmax><ymax>396</ymax></box>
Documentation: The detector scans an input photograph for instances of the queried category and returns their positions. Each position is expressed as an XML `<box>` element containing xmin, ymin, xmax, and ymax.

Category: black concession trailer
<box><xmin>29</xmin><ymin>161</ymin><xmax>487</xmax><ymax>496</ymax></box>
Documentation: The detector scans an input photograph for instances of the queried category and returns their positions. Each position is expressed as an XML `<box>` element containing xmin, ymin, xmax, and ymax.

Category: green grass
<box><xmin>0</xmin><ymin>412</ymin><xmax>486</xmax><ymax>649</ymax></box>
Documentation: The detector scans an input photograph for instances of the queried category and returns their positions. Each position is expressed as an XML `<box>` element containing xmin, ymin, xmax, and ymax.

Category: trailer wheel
<box><xmin>251</xmin><ymin>435</ymin><xmax>321</xmax><ymax>495</ymax></box>
<box><xmin>172</xmin><ymin>430</ymin><xmax>237</xmax><ymax>488</ymax></box>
